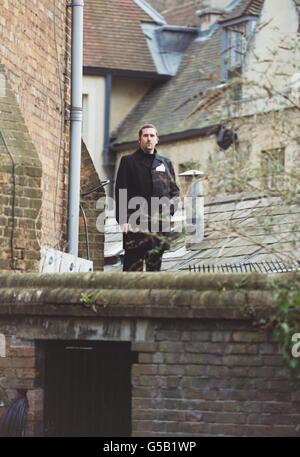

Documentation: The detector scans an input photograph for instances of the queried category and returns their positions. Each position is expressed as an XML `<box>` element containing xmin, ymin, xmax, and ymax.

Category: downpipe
<box><xmin>68</xmin><ymin>0</ymin><xmax>84</xmax><ymax>256</ymax></box>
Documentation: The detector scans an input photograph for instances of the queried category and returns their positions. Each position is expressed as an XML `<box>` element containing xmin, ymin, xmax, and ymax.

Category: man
<box><xmin>115</xmin><ymin>124</ymin><xmax>180</xmax><ymax>271</ymax></box>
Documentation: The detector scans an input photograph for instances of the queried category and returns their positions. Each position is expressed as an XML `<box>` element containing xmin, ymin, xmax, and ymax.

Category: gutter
<box><xmin>159</xmin><ymin>25</ymin><xmax>199</xmax><ymax>33</ymax></box>
<box><xmin>68</xmin><ymin>0</ymin><xmax>84</xmax><ymax>256</ymax></box>
<box><xmin>83</xmin><ymin>66</ymin><xmax>171</xmax><ymax>81</ymax></box>
<box><xmin>112</xmin><ymin>126</ymin><xmax>219</xmax><ymax>152</ymax></box>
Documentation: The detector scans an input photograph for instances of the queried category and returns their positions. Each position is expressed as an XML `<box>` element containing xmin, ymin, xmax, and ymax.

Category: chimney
<box><xmin>196</xmin><ymin>0</ymin><xmax>228</xmax><ymax>33</ymax></box>
<box><xmin>178</xmin><ymin>170</ymin><xmax>205</xmax><ymax>246</ymax></box>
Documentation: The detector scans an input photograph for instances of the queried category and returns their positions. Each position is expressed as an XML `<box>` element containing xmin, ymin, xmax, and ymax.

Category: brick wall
<box><xmin>0</xmin><ymin>272</ymin><xmax>299</xmax><ymax>436</ymax></box>
<box><xmin>0</xmin><ymin>67</ymin><xmax>42</xmax><ymax>271</ymax></box>
<box><xmin>0</xmin><ymin>0</ymin><xmax>71</xmax><ymax>250</ymax></box>
<box><xmin>132</xmin><ymin>321</ymin><xmax>300</xmax><ymax>437</ymax></box>
<box><xmin>0</xmin><ymin>336</ymin><xmax>42</xmax><ymax>436</ymax></box>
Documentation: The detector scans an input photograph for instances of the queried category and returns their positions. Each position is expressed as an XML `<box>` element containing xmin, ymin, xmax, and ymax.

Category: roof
<box><xmin>156</xmin><ymin>0</ymin><xmax>265</xmax><ymax>27</ymax></box>
<box><xmin>113</xmin><ymin>27</ymin><xmax>223</xmax><ymax>144</ymax></box>
<box><xmin>83</xmin><ymin>0</ymin><xmax>162</xmax><ymax>74</ymax></box>
<box><xmin>219</xmin><ymin>0</ymin><xmax>264</xmax><ymax>22</ymax></box>
<box><xmin>84</xmin><ymin>0</ymin><xmax>197</xmax><ymax>77</ymax></box>
<box><xmin>104</xmin><ymin>192</ymin><xmax>300</xmax><ymax>273</ymax></box>
<box><xmin>112</xmin><ymin>0</ymin><xmax>266</xmax><ymax>145</ymax></box>
<box><xmin>164</xmin><ymin>193</ymin><xmax>300</xmax><ymax>271</ymax></box>
<box><xmin>162</xmin><ymin>1</ymin><xmax>202</xmax><ymax>27</ymax></box>
<box><xmin>134</xmin><ymin>0</ymin><xmax>166</xmax><ymax>23</ymax></box>
<box><xmin>160</xmin><ymin>0</ymin><xmax>262</xmax><ymax>28</ymax></box>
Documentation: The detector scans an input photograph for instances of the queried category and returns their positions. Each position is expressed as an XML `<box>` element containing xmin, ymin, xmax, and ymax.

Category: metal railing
<box><xmin>186</xmin><ymin>260</ymin><xmax>300</xmax><ymax>274</ymax></box>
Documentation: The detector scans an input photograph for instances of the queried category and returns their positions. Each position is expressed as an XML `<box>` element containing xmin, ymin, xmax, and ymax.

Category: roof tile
<box><xmin>84</xmin><ymin>0</ymin><xmax>159</xmax><ymax>73</ymax></box>
<box><xmin>113</xmin><ymin>28</ymin><xmax>223</xmax><ymax>143</ymax></box>
<box><xmin>220</xmin><ymin>0</ymin><xmax>264</xmax><ymax>22</ymax></box>
<box><xmin>113</xmin><ymin>0</ymin><xmax>266</xmax><ymax>144</ymax></box>
<box><xmin>162</xmin><ymin>1</ymin><xmax>201</xmax><ymax>26</ymax></box>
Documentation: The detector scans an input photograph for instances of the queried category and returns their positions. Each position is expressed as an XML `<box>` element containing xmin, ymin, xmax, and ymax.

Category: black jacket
<box><xmin>115</xmin><ymin>148</ymin><xmax>180</xmax><ymax>229</ymax></box>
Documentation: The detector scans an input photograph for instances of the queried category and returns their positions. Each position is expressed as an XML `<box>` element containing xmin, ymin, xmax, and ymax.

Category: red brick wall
<box><xmin>0</xmin><ymin>336</ymin><xmax>42</xmax><ymax>436</ymax></box>
<box><xmin>0</xmin><ymin>0</ymin><xmax>71</xmax><ymax>250</ymax></box>
<box><xmin>0</xmin><ymin>68</ymin><xmax>43</xmax><ymax>271</ymax></box>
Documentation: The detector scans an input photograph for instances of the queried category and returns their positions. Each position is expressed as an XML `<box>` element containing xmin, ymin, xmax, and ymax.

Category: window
<box><xmin>261</xmin><ymin>148</ymin><xmax>285</xmax><ymax>191</ymax></box>
<box><xmin>222</xmin><ymin>19</ymin><xmax>257</xmax><ymax>100</ymax></box>
<box><xmin>227</xmin><ymin>22</ymin><xmax>248</xmax><ymax>76</ymax></box>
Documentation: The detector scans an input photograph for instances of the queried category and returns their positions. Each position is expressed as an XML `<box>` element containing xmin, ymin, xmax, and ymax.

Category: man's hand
<box><xmin>121</xmin><ymin>223</ymin><xmax>129</xmax><ymax>234</ymax></box>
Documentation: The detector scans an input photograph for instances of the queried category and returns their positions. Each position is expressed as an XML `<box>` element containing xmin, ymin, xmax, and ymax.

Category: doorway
<box><xmin>44</xmin><ymin>340</ymin><xmax>136</xmax><ymax>437</ymax></box>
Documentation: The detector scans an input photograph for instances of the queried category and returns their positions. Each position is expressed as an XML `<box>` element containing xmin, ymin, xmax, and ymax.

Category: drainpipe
<box><xmin>102</xmin><ymin>74</ymin><xmax>114</xmax><ymax>197</ymax></box>
<box><xmin>103</xmin><ymin>74</ymin><xmax>112</xmax><ymax>166</ymax></box>
<box><xmin>103</xmin><ymin>74</ymin><xmax>114</xmax><ymax>198</ymax></box>
<box><xmin>68</xmin><ymin>0</ymin><xmax>84</xmax><ymax>256</ymax></box>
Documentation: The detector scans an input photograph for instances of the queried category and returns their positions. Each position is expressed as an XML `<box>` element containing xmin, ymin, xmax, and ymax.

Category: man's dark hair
<box><xmin>138</xmin><ymin>124</ymin><xmax>158</xmax><ymax>139</ymax></box>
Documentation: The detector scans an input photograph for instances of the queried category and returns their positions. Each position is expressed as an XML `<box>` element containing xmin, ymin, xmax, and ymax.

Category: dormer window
<box><xmin>227</xmin><ymin>22</ymin><xmax>248</xmax><ymax>77</ymax></box>
<box><xmin>222</xmin><ymin>18</ymin><xmax>257</xmax><ymax>99</ymax></box>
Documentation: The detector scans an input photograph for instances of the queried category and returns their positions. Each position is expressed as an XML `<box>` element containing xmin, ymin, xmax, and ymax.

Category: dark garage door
<box><xmin>44</xmin><ymin>340</ymin><xmax>135</xmax><ymax>437</ymax></box>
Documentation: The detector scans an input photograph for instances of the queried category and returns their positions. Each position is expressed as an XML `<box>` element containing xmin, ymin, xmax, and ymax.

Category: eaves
<box><xmin>83</xmin><ymin>66</ymin><xmax>171</xmax><ymax>81</ymax></box>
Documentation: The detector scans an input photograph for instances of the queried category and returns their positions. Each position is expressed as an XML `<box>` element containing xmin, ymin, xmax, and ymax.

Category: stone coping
<box><xmin>0</xmin><ymin>272</ymin><xmax>290</xmax><ymax>320</ymax></box>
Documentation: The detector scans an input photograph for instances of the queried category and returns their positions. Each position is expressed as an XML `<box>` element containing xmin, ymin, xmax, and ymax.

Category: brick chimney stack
<box><xmin>196</xmin><ymin>0</ymin><xmax>229</xmax><ymax>32</ymax></box>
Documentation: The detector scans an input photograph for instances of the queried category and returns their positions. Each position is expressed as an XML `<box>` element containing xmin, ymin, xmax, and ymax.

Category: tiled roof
<box><xmin>162</xmin><ymin>193</ymin><xmax>300</xmax><ymax>271</ymax></box>
<box><xmin>147</xmin><ymin>0</ymin><xmax>167</xmax><ymax>11</ymax></box>
<box><xmin>162</xmin><ymin>0</ymin><xmax>264</xmax><ymax>27</ymax></box>
<box><xmin>134</xmin><ymin>0</ymin><xmax>166</xmax><ymax>23</ymax></box>
<box><xmin>220</xmin><ymin>0</ymin><xmax>264</xmax><ymax>22</ymax></box>
<box><xmin>162</xmin><ymin>1</ymin><xmax>201</xmax><ymax>26</ymax></box>
<box><xmin>112</xmin><ymin>0</ymin><xmax>266</xmax><ymax>145</ymax></box>
<box><xmin>83</xmin><ymin>0</ymin><xmax>161</xmax><ymax>73</ymax></box>
<box><xmin>113</xmin><ymin>28</ymin><xmax>223</xmax><ymax>144</ymax></box>
<box><xmin>104</xmin><ymin>192</ymin><xmax>300</xmax><ymax>272</ymax></box>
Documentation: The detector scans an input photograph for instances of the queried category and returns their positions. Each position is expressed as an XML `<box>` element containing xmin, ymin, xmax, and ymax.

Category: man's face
<box><xmin>139</xmin><ymin>127</ymin><xmax>158</xmax><ymax>154</ymax></box>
